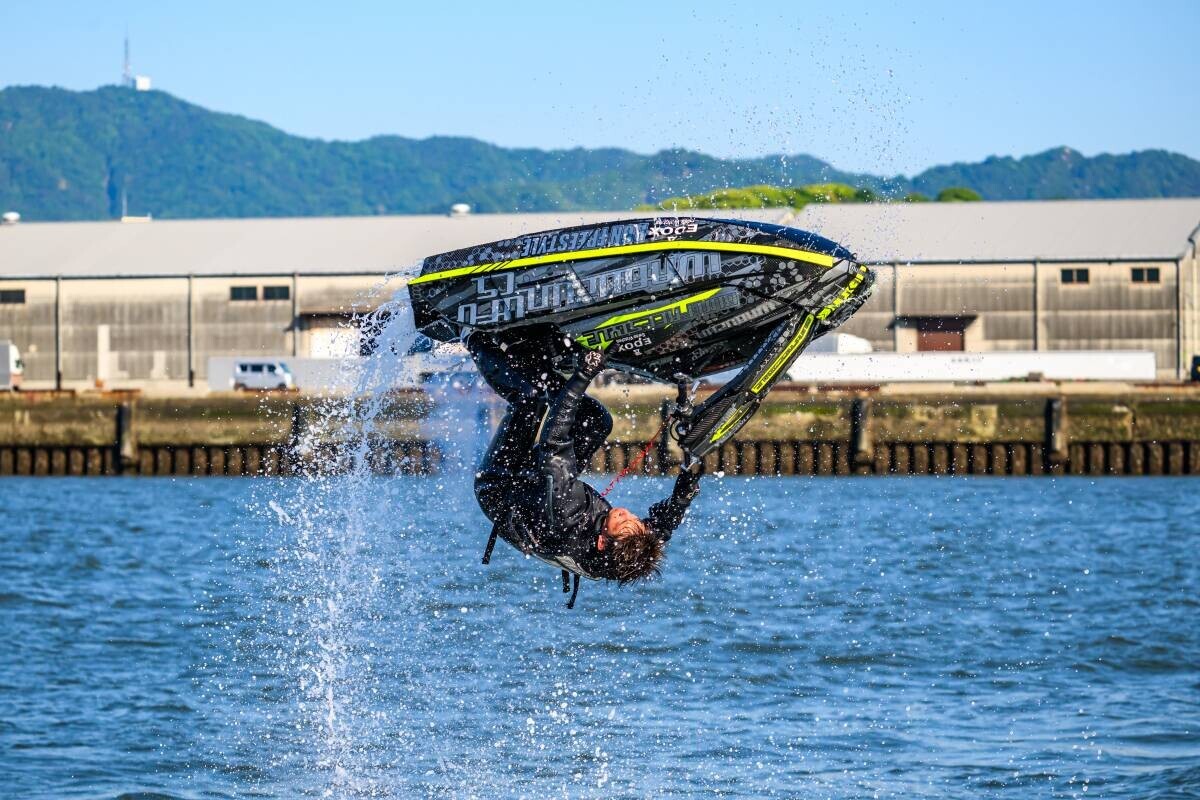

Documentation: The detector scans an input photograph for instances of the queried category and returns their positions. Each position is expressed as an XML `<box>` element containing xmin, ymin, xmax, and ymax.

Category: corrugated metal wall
<box><xmin>193</xmin><ymin>278</ymin><xmax>294</xmax><ymax>379</ymax></box>
<box><xmin>61</xmin><ymin>278</ymin><xmax>189</xmax><ymax>382</ymax></box>
<box><xmin>0</xmin><ymin>279</ymin><xmax>56</xmax><ymax>382</ymax></box>
<box><xmin>1179</xmin><ymin>245</ymin><xmax>1199</xmax><ymax>378</ymax></box>
<box><xmin>1039</xmin><ymin>261</ymin><xmax>1176</xmax><ymax>376</ymax></box>
<box><xmin>899</xmin><ymin>263</ymin><xmax>1037</xmax><ymax>352</ymax></box>
<box><xmin>836</xmin><ymin>265</ymin><xmax>895</xmax><ymax>351</ymax></box>
<box><xmin>0</xmin><ymin>275</ymin><xmax>387</xmax><ymax>389</ymax></box>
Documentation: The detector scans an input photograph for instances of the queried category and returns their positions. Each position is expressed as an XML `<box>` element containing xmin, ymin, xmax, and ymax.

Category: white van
<box><xmin>232</xmin><ymin>359</ymin><xmax>294</xmax><ymax>391</ymax></box>
<box><xmin>0</xmin><ymin>341</ymin><xmax>23</xmax><ymax>391</ymax></box>
<box><xmin>406</xmin><ymin>334</ymin><xmax>473</xmax><ymax>384</ymax></box>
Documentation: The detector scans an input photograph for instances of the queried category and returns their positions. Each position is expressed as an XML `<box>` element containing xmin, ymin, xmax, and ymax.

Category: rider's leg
<box><xmin>467</xmin><ymin>328</ymin><xmax>611</xmax><ymax>470</ymax></box>
<box><xmin>474</xmin><ymin>394</ymin><xmax>545</xmax><ymax>521</ymax></box>
<box><xmin>573</xmin><ymin>396</ymin><xmax>613</xmax><ymax>469</ymax></box>
<box><xmin>475</xmin><ymin>391</ymin><xmax>610</xmax><ymax>524</ymax></box>
<box><xmin>678</xmin><ymin>262</ymin><xmax>875</xmax><ymax>459</ymax></box>
<box><xmin>469</xmin><ymin>331</ymin><xmax>545</xmax><ymax>511</ymax></box>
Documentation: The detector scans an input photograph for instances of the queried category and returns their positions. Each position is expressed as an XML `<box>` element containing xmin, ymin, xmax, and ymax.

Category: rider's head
<box><xmin>596</xmin><ymin>508</ymin><xmax>663</xmax><ymax>583</ymax></box>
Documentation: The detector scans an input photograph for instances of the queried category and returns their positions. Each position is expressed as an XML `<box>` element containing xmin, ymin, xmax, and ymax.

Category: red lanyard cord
<box><xmin>599</xmin><ymin>420</ymin><xmax>667</xmax><ymax>498</ymax></box>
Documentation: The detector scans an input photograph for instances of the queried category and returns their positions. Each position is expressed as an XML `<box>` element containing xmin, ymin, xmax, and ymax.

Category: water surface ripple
<box><xmin>1</xmin><ymin>476</ymin><xmax>1197</xmax><ymax>799</ymax></box>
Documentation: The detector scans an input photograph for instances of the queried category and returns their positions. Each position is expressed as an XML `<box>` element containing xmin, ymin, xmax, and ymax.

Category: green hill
<box><xmin>910</xmin><ymin>147</ymin><xmax>1200</xmax><ymax>200</ymax></box>
<box><xmin>1</xmin><ymin>85</ymin><xmax>1197</xmax><ymax>221</ymax></box>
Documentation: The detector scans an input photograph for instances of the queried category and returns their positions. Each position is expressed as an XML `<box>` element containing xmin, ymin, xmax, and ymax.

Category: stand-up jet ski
<box><xmin>408</xmin><ymin>217</ymin><xmax>874</xmax><ymax>460</ymax></box>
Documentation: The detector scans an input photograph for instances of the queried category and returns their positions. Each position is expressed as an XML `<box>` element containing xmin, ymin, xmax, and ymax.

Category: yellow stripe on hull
<box><xmin>710</xmin><ymin>404</ymin><xmax>755</xmax><ymax>444</ymax></box>
<box><xmin>750</xmin><ymin>314</ymin><xmax>815</xmax><ymax>394</ymax></box>
<box><xmin>410</xmin><ymin>240</ymin><xmax>836</xmax><ymax>286</ymax></box>
<box><xmin>595</xmin><ymin>287</ymin><xmax>722</xmax><ymax>328</ymax></box>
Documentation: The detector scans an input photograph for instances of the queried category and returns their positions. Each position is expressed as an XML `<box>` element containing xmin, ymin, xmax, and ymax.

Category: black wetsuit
<box><xmin>469</xmin><ymin>332</ymin><xmax>700</xmax><ymax>583</ymax></box>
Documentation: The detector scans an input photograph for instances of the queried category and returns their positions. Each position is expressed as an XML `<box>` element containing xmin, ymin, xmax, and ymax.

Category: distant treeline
<box><xmin>641</xmin><ymin>183</ymin><xmax>982</xmax><ymax>211</ymax></box>
<box><xmin>0</xmin><ymin>85</ymin><xmax>1196</xmax><ymax>221</ymax></box>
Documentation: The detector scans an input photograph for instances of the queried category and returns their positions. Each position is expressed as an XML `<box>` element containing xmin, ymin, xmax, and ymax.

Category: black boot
<box><xmin>466</xmin><ymin>331</ymin><xmax>563</xmax><ymax>405</ymax></box>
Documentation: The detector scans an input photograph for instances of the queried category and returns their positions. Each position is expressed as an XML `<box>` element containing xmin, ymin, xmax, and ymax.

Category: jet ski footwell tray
<box><xmin>409</xmin><ymin>217</ymin><xmax>874</xmax><ymax>459</ymax></box>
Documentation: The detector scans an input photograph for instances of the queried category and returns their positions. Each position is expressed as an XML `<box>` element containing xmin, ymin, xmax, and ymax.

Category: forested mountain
<box><xmin>909</xmin><ymin>147</ymin><xmax>1200</xmax><ymax>200</ymax></box>
<box><xmin>1</xmin><ymin>85</ymin><xmax>1197</xmax><ymax>221</ymax></box>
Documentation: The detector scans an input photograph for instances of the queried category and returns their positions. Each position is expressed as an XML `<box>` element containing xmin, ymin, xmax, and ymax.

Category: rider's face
<box><xmin>597</xmin><ymin>507</ymin><xmax>638</xmax><ymax>551</ymax></box>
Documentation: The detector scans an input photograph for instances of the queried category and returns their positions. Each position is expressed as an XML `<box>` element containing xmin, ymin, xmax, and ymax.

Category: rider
<box><xmin>468</xmin><ymin>329</ymin><xmax>703</xmax><ymax>607</ymax></box>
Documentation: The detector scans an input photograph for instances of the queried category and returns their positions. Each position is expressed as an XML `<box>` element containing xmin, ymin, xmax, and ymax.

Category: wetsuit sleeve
<box><xmin>537</xmin><ymin>368</ymin><xmax>608</xmax><ymax>546</ymax></box>
<box><xmin>645</xmin><ymin>466</ymin><xmax>703</xmax><ymax>543</ymax></box>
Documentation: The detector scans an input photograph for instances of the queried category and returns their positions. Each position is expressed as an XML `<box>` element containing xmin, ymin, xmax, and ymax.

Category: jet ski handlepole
<box><xmin>670</xmin><ymin>373</ymin><xmax>698</xmax><ymax>468</ymax></box>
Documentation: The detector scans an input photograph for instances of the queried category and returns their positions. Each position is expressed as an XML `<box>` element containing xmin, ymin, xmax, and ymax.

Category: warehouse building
<box><xmin>800</xmin><ymin>199</ymin><xmax>1200</xmax><ymax>380</ymax></box>
<box><xmin>0</xmin><ymin>199</ymin><xmax>1198</xmax><ymax>390</ymax></box>
<box><xmin>0</xmin><ymin>210</ymin><xmax>709</xmax><ymax>391</ymax></box>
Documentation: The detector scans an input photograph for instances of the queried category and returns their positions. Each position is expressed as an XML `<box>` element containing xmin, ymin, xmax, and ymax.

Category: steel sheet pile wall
<box><xmin>3</xmin><ymin>392</ymin><xmax>1199</xmax><ymax>477</ymax></box>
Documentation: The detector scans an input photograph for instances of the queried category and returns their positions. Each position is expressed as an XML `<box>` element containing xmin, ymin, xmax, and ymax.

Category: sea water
<box><xmin>2</xmin><ymin>474</ymin><xmax>1198</xmax><ymax>799</ymax></box>
<box><xmin>4</xmin><ymin>285</ymin><xmax>1198</xmax><ymax>798</ymax></box>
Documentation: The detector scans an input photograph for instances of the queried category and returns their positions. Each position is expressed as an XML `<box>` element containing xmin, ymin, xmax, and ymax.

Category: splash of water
<box><xmin>247</xmin><ymin>272</ymin><xmax>492</xmax><ymax>797</ymax></box>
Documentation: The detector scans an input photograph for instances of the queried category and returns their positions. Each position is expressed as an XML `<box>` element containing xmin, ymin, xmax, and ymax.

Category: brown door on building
<box><xmin>916</xmin><ymin>317</ymin><xmax>967</xmax><ymax>351</ymax></box>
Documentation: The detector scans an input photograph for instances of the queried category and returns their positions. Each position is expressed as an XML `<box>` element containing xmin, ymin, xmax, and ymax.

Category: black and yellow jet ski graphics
<box><xmin>409</xmin><ymin>217</ymin><xmax>874</xmax><ymax>458</ymax></box>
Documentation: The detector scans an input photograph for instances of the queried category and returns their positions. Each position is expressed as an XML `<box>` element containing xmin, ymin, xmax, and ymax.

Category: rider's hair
<box><xmin>600</xmin><ymin>513</ymin><xmax>664</xmax><ymax>584</ymax></box>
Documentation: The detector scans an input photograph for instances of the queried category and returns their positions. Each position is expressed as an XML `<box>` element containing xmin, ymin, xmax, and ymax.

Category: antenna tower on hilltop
<box><xmin>123</xmin><ymin>34</ymin><xmax>132</xmax><ymax>87</ymax></box>
<box><xmin>121</xmin><ymin>34</ymin><xmax>152</xmax><ymax>91</ymax></box>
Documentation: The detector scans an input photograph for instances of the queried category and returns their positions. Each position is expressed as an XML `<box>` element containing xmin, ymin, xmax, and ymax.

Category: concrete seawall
<box><xmin>2</xmin><ymin>386</ymin><xmax>1200</xmax><ymax>477</ymax></box>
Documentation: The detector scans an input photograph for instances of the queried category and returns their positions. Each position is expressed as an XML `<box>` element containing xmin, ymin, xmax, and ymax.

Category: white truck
<box><xmin>0</xmin><ymin>341</ymin><xmax>24</xmax><ymax>391</ymax></box>
<box><xmin>405</xmin><ymin>334</ymin><xmax>473</xmax><ymax>385</ymax></box>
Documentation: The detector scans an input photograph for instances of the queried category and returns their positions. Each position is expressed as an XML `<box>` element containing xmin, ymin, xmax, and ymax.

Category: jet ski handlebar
<box><xmin>668</xmin><ymin>373</ymin><xmax>699</xmax><ymax>468</ymax></box>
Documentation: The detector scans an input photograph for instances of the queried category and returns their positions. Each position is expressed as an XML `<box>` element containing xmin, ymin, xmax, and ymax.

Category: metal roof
<box><xmin>0</xmin><ymin>209</ymin><xmax>794</xmax><ymax>278</ymax></box>
<box><xmin>0</xmin><ymin>200</ymin><xmax>1197</xmax><ymax>278</ymax></box>
<box><xmin>792</xmin><ymin>198</ymin><xmax>1200</xmax><ymax>264</ymax></box>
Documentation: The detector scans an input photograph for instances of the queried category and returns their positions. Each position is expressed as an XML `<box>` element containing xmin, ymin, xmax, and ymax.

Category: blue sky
<box><xmin>2</xmin><ymin>1</ymin><xmax>1197</xmax><ymax>176</ymax></box>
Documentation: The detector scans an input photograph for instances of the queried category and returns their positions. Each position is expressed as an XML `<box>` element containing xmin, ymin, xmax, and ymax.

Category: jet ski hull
<box><xmin>408</xmin><ymin>217</ymin><xmax>866</xmax><ymax>383</ymax></box>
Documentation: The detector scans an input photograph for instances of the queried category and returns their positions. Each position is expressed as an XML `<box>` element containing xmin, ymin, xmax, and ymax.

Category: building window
<box><xmin>1131</xmin><ymin>267</ymin><xmax>1160</xmax><ymax>284</ymax></box>
<box><xmin>230</xmin><ymin>286</ymin><xmax>258</xmax><ymax>301</ymax></box>
<box><xmin>263</xmin><ymin>285</ymin><xmax>291</xmax><ymax>301</ymax></box>
<box><xmin>1060</xmin><ymin>268</ymin><xmax>1089</xmax><ymax>285</ymax></box>
<box><xmin>0</xmin><ymin>289</ymin><xmax>25</xmax><ymax>304</ymax></box>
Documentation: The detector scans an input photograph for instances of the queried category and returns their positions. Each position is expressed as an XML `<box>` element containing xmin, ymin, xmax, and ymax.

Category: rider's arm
<box><xmin>646</xmin><ymin>463</ymin><xmax>704</xmax><ymax>543</ymax></box>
